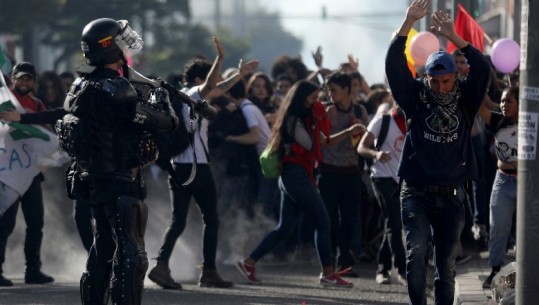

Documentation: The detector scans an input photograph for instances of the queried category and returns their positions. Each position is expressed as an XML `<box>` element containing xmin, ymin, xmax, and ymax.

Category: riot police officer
<box><xmin>56</xmin><ymin>18</ymin><xmax>178</xmax><ymax>305</ymax></box>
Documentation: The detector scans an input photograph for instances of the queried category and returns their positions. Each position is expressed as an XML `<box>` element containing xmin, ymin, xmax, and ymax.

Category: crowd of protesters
<box><xmin>0</xmin><ymin>2</ymin><xmax>521</xmax><ymax>305</ymax></box>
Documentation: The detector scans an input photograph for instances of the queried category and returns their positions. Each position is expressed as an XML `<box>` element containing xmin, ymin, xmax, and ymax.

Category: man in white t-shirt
<box><xmin>148</xmin><ymin>37</ymin><xmax>258</xmax><ymax>290</ymax></box>
<box><xmin>224</xmin><ymin>78</ymin><xmax>272</xmax><ymax>218</ymax></box>
<box><xmin>225</xmin><ymin>80</ymin><xmax>271</xmax><ymax>156</ymax></box>
<box><xmin>357</xmin><ymin>105</ymin><xmax>407</xmax><ymax>285</ymax></box>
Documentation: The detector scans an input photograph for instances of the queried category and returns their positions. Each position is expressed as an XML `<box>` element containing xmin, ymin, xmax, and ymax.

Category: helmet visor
<box><xmin>115</xmin><ymin>20</ymin><xmax>143</xmax><ymax>53</ymax></box>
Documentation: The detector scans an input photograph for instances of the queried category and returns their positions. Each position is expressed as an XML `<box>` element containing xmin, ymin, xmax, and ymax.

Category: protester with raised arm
<box><xmin>385</xmin><ymin>1</ymin><xmax>491</xmax><ymax>304</ymax></box>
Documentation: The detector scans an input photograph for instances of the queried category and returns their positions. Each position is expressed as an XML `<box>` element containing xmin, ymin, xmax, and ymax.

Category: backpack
<box><xmin>375</xmin><ymin>114</ymin><xmax>391</xmax><ymax>151</ymax></box>
<box><xmin>353</xmin><ymin>103</ymin><xmax>370</xmax><ymax>168</ymax></box>
<box><xmin>259</xmin><ymin>145</ymin><xmax>282</xmax><ymax>178</ymax></box>
<box><xmin>225</xmin><ymin>103</ymin><xmax>259</xmax><ymax>176</ymax></box>
<box><xmin>154</xmin><ymin>96</ymin><xmax>192</xmax><ymax>169</ymax></box>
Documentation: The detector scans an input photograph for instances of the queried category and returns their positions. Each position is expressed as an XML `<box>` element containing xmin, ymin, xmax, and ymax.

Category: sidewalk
<box><xmin>454</xmin><ymin>251</ymin><xmax>495</xmax><ymax>305</ymax></box>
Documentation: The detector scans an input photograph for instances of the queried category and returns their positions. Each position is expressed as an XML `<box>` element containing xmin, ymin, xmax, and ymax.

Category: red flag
<box><xmin>448</xmin><ymin>4</ymin><xmax>485</xmax><ymax>53</ymax></box>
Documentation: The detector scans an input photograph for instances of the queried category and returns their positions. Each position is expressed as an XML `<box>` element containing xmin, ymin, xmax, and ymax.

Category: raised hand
<box><xmin>239</xmin><ymin>59</ymin><xmax>259</xmax><ymax>76</ymax></box>
<box><xmin>213</xmin><ymin>36</ymin><xmax>224</xmax><ymax>59</ymax></box>
<box><xmin>347</xmin><ymin>54</ymin><xmax>359</xmax><ymax>71</ymax></box>
<box><xmin>406</xmin><ymin>0</ymin><xmax>430</xmax><ymax>21</ymax></box>
<box><xmin>312</xmin><ymin>46</ymin><xmax>323</xmax><ymax>68</ymax></box>
<box><xmin>430</xmin><ymin>10</ymin><xmax>455</xmax><ymax>38</ymax></box>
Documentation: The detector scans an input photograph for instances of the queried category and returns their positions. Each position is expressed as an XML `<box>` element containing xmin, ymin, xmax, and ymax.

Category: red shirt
<box><xmin>11</xmin><ymin>90</ymin><xmax>45</xmax><ymax>113</ymax></box>
<box><xmin>282</xmin><ymin>102</ymin><xmax>331</xmax><ymax>181</ymax></box>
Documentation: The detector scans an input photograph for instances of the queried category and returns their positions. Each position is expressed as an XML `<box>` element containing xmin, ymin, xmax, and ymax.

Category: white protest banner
<box><xmin>0</xmin><ymin>73</ymin><xmax>69</xmax><ymax>215</ymax></box>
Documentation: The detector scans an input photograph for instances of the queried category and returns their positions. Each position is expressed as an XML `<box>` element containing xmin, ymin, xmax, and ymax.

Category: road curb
<box><xmin>454</xmin><ymin>257</ymin><xmax>492</xmax><ymax>305</ymax></box>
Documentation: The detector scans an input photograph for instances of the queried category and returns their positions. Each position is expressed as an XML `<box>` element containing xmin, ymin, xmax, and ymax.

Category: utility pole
<box><xmin>517</xmin><ymin>0</ymin><xmax>539</xmax><ymax>304</ymax></box>
<box><xmin>514</xmin><ymin>0</ymin><xmax>522</xmax><ymax>44</ymax></box>
<box><xmin>214</xmin><ymin>0</ymin><xmax>221</xmax><ymax>30</ymax></box>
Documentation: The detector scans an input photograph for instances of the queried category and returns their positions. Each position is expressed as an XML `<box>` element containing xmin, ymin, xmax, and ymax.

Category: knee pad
<box><xmin>115</xmin><ymin>196</ymin><xmax>148</xmax><ymax>250</ymax></box>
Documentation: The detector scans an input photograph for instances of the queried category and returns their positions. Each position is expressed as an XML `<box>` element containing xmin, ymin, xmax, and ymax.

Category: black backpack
<box><xmin>154</xmin><ymin>94</ymin><xmax>192</xmax><ymax>169</ymax></box>
<box><xmin>208</xmin><ymin>103</ymin><xmax>259</xmax><ymax>176</ymax></box>
<box><xmin>376</xmin><ymin>114</ymin><xmax>391</xmax><ymax>151</ymax></box>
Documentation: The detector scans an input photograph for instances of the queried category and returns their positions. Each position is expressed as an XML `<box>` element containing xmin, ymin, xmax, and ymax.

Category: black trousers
<box><xmin>372</xmin><ymin>177</ymin><xmax>406</xmax><ymax>276</ymax></box>
<box><xmin>81</xmin><ymin>175</ymin><xmax>147</xmax><ymax>305</ymax></box>
<box><xmin>157</xmin><ymin>163</ymin><xmax>219</xmax><ymax>268</ymax></box>
<box><xmin>0</xmin><ymin>174</ymin><xmax>44</xmax><ymax>273</ymax></box>
<box><xmin>318</xmin><ymin>171</ymin><xmax>363</xmax><ymax>268</ymax></box>
<box><xmin>74</xmin><ymin>198</ymin><xmax>93</xmax><ymax>252</ymax></box>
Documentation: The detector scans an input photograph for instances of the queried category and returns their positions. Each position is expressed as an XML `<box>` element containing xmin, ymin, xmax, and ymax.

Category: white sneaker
<box><xmin>375</xmin><ymin>272</ymin><xmax>391</xmax><ymax>285</ymax></box>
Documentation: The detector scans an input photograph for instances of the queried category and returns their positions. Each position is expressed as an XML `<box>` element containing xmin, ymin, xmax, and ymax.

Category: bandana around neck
<box><xmin>420</xmin><ymin>80</ymin><xmax>461</xmax><ymax>134</ymax></box>
<box><xmin>422</xmin><ymin>78</ymin><xmax>461</xmax><ymax>106</ymax></box>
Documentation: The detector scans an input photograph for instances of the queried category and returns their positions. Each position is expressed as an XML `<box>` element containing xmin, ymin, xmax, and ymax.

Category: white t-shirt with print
<box><xmin>367</xmin><ymin>114</ymin><xmax>405</xmax><ymax>182</ymax></box>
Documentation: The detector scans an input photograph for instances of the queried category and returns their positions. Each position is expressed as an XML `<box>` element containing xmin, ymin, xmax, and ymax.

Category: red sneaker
<box><xmin>236</xmin><ymin>261</ymin><xmax>262</xmax><ymax>284</ymax></box>
<box><xmin>319</xmin><ymin>273</ymin><xmax>353</xmax><ymax>288</ymax></box>
<box><xmin>336</xmin><ymin>266</ymin><xmax>360</xmax><ymax>278</ymax></box>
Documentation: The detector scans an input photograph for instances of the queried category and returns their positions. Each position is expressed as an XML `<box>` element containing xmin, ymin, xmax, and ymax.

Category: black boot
<box><xmin>25</xmin><ymin>269</ymin><xmax>54</xmax><ymax>284</ymax></box>
<box><xmin>148</xmin><ymin>260</ymin><xmax>182</xmax><ymax>290</ymax></box>
<box><xmin>482</xmin><ymin>266</ymin><xmax>501</xmax><ymax>288</ymax></box>
<box><xmin>0</xmin><ymin>274</ymin><xmax>13</xmax><ymax>286</ymax></box>
<box><xmin>199</xmin><ymin>267</ymin><xmax>234</xmax><ymax>288</ymax></box>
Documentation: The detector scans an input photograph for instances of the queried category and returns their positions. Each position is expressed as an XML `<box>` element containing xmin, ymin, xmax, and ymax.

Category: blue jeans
<box><xmin>488</xmin><ymin>171</ymin><xmax>517</xmax><ymax>267</ymax></box>
<box><xmin>401</xmin><ymin>181</ymin><xmax>466</xmax><ymax>305</ymax></box>
<box><xmin>249</xmin><ymin>164</ymin><xmax>332</xmax><ymax>267</ymax></box>
<box><xmin>256</xmin><ymin>172</ymin><xmax>279</xmax><ymax>217</ymax></box>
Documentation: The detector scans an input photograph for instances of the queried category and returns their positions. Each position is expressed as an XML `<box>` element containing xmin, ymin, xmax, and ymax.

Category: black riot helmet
<box><xmin>81</xmin><ymin>18</ymin><xmax>143</xmax><ymax>66</ymax></box>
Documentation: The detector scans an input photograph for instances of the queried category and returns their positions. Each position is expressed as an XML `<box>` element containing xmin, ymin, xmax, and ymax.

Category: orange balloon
<box><xmin>391</xmin><ymin>28</ymin><xmax>418</xmax><ymax>75</ymax></box>
<box><xmin>405</xmin><ymin>28</ymin><xmax>418</xmax><ymax>65</ymax></box>
<box><xmin>407</xmin><ymin>60</ymin><xmax>417</xmax><ymax>78</ymax></box>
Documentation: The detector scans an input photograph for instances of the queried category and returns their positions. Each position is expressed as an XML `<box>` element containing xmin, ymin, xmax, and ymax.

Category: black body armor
<box><xmin>56</xmin><ymin>68</ymin><xmax>177</xmax><ymax>181</ymax></box>
<box><xmin>59</xmin><ymin>67</ymin><xmax>178</xmax><ymax>305</ymax></box>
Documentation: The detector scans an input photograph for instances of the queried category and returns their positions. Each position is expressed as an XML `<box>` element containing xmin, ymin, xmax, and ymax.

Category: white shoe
<box><xmin>375</xmin><ymin>272</ymin><xmax>390</xmax><ymax>285</ymax></box>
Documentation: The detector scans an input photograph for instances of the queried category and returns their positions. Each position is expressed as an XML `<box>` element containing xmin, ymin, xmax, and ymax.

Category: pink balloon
<box><xmin>491</xmin><ymin>38</ymin><xmax>520</xmax><ymax>74</ymax></box>
<box><xmin>410</xmin><ymin>32</ymin><xmax>441</xmax><ymax>67</ymax></box>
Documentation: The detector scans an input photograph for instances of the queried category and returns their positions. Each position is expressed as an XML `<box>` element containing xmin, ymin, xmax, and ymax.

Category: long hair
<box><xmin>267</xmin><ymin>80</ymin><xmax>319</xmax><ymax>153</ymax></box>
<box><xmin>36</xmin><ymin>71</ymin><xmax>66</xmax><ymax>109</ymax></box>
<box><xmin>246</xmin><ymin>72</ymin><xmax>274</xmax><ymax>100</ymax></box>
<box><xmin>504</xmin><ymin>86</ymin><xmax>519</xmax><ymax>102</ymax></box>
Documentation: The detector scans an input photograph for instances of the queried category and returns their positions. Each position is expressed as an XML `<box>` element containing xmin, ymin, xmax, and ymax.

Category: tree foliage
<box><xmin>0</xmin><ymin>0</ymin><xmax>238</xmax><ymax>77</ymax></box>
<box><xmin>0</xmin><ymin>0</ymin><xmax>64</xmax><ymax>33</ymax></box>
<box><xmin>43</xmin><ymin>0</ymin><xmax>196</xmax><ymax>73</ymax></box>
<box><xmin>243</xmin><ymin>10</ymin><xmax>302</xmax><ymax>73</ymax></box>
<box><xmin>0</xmin><ymin>0</ymin><xmax>302</xmax><ymax>80</ymax></box>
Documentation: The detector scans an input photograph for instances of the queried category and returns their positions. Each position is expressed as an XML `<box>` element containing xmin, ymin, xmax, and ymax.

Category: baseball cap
<box><xmin>425</xmin><ymin>51</ymin><xmax>457</xmax><ymax>76</ymax></box>
<box><xmin>12</xmin><ymin>62</ymin><xmax>37</xmax><ymax>79</ymax></box>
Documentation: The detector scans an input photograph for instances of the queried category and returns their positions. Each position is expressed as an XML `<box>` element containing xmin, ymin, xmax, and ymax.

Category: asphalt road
<box><xmin>1</xmin><ymin>168</ymin><xmax>437</xmax><ymax>305</ymax></box>
<box><xmin>0</xmin><ymin>261</ymin><xmax>419</xmax><ymax>305</ymax></box>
